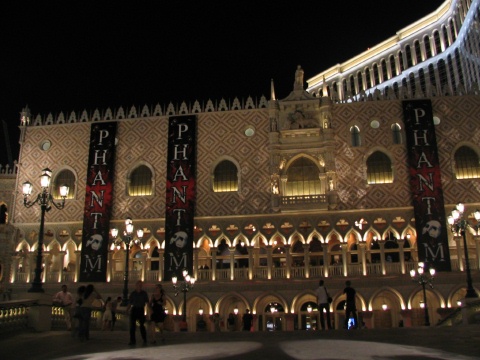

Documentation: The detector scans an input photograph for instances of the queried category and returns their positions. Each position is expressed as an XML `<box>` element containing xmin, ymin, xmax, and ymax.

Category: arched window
<box><xmin>53</xmin><ymin>169</ymin><xmax>75</xmax><ymax>199</ymax></box>
<box><xmin>373</xmin><ymin>63</ymin><xmax>380</xmax><ymax>85</ymax></box>
<box><xmin>414</xmin><ymin>40</ymin><xmax>422</xmax><ymax>64</ymax></box>
<box><xmin>442</xmin><ymin>25</ymin><xmax>450</xmax><ymax>48</ymax></box>
<box><xmin>285</xmin><ymin>157</ymin><xmax>322</xmax><ymax>196</ymax></box>
<box><xmin>349</xmin><ymin>75</ymin><xmax>356</xmax><ymax>96</ymax></box>
<box><xmin>405</xmin><ymin>45</ymin><xmax>413</xmax><ymax>68</ymax></box>
<box><xmin>391</xmin><ymin>123</ymin><xmax>402</xmax><ymax>145</ymax></box>
<box><xmin>398</xmin><ymin>51</ymin><xmax>404</xmax><ymax>72</ymax></box>
<box><xmin>389</xmin><ymin>55</ymin><xmax>397</xmax><ymax>77</ymax></box>
<box><xmin>367</xmin><ymin>151</ymin><xmax>393</xmax><ymax>184</ymax></box>
<box><xmin>365</xmin><ymin>68</ymin><xmax>372</xmax><ymax>89</ymax></box>
<box><xmin>0</xmin><ymin>204</ymin><xmax>7</xmax><ymax>224</ymax></box>
<box><xmin>213</xmin><ymin>160</ymin><xmax>238</xmax><ymax>192</ymax></box>
<box><xmin>380</xmin><ymin>59</ymin><xmax>388</xmax><ymax>81</ymax></box>
<box><xmin>433</xmin><ymin>31</ymin><xmax>442</xmax><ymax>54</ymax></box>
<box><xmin>357</xmin><ymin>71</ymin><xmax>363</xmax><ymax>92</ymax></box>
<box><xmin>424</xmin><ymin>35</ymin><xmax>433</xmax><ymax>59</ymax></box>
<box><xmin>350</xmin><ymin>125</ymin><xmax>361</xmax><ymax>147</ymax></box>
<box><xmin>128</xmin><ymin>165</ymin><xmax>153</xmax><ymax>196</ymax></box>
<box><xmin>454</xmin><ymin>146</ymin><xmax>480</xmax><ymax>179</ymax></box>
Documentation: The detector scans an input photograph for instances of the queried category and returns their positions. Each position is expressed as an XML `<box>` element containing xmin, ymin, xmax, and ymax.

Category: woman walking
<box><xmin>149</xmin><ymin>284</ymin><xmax>166</xmax><ymax>344</ymax></box>
<box><xmin>79</xmin><ymin>284</ymin><xmax>102</xmax><ymax>341</ymax></box>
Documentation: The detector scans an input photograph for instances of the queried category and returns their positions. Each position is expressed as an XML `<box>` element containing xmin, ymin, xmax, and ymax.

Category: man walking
<box><xmin>315</xmin><ymin>280</ymin><xmax>332</xmax><ymax>330</ymax></box>
<box><xmin>53</xmin><ymin>284</ymin><xmax>74</xmax><ymax>330</ymax></box>
<box><xmin>242</xmin><ymin>309</ymin><xmax>254</xmax><ymax>331</ymax></box>
<box><xmin>127</xmin><ymin>280</ymin><xmax>149</xmax><ymax>345</ymax></box>
<box><xmin>343</xmin><ymin>280</ymin><xmax>358</xmax><ymax>329</ymax></box>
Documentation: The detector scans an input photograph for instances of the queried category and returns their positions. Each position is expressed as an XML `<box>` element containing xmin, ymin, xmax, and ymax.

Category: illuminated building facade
<box><xmin>1</xmin><ymin>0</ymin><xmax>479</xmax><ymax>331</ymax></box>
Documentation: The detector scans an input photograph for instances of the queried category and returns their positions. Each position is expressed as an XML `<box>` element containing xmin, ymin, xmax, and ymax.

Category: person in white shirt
<box><xmin>315</xmin><ymin>280</ymin><xmax>332</xmax><ymax>330</ymax></box>
<box><xmin>53</xmin><ymin>284</ymin><xmax>74</xmax><ymax>330</ymax></box>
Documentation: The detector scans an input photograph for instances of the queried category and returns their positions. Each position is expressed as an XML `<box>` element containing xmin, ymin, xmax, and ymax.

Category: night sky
<box><xmin>0</xmin><ymin>1</ymin><xmax>445</xmax><ymax>164</ymax></box>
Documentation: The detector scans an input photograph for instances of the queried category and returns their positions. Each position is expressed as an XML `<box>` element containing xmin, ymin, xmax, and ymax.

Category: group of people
<box><xmin>315</xmin><ymin>279</ymin><xmax>359</xmax><ymax>330</ymax></box>
<box><xmin>53</xmin><ymin>280</ymin><xmax>167</xmax><ymax>345</ymax></box>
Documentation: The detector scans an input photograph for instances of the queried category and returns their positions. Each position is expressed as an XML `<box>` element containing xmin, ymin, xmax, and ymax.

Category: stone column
<box><xmin>284</xmin><ymin>245</ymin><xmax>291</xmax><ymax>279</ymax></box>
<box><xmin>266</xmin><ymin>245</ymin><xmax>273</xmax><ymax>280</ymax></box>
<box><xmin>74</xmin><ymin>250</ymin><xmax>82</xmax><ymax>282</ymax></box>
<box><xmin>397</xmin><ymin>238</ymin><xmax>405</xmax><ymax>274</ymax></box>
<box><xmin>159</xmin><ymin>248</ymin><xmax>165</xmax><ymax>281</ymax></box>
<box><xmin>10</xmin><ymin>256</ymin><xmax>20</xmax><ymax>283</ymax></box>
<box><xmin>359</xmin><ymin>243</ymin><xmax>367</xmax><ymax>276</ymax></box>
<box><xmin>284</xmin><ymin>313</ymin><xmax>296</xmax><ymax>331</ymax></box>
<box><xmin>247</xmin><ymin>246</ymin><xmax>254</xmax><ymax>280</ymax></box>
<box><xmin>141</xmin><ymin>250</ymin><xmax>148</xmax><ymax>281</ymax></box>
<box><xmin>211</xmin><ymin>247</ymin><xmax>217</xmax><ymax>281</ymax></box>
<box><xmin>322</xmin><ymin>243</ymin><xmax>329</xmax><ymax>277</ymax></box>
<box><xmin>341</xmin><ymin>244</ymin><xmax>347</xmax><ymax>277</ymax></box>
<box><xmin>107</xmin><ymin>250</ymin><xmax>113</xmax><ymax>282</ymax></box>
<box><xmin>378</xmin><ymin>240</ymin><xmax>386</xmax><ymax>275</ymax></box>
<box><xmin>58</xmin><ymin>251</ymin><xmax>66</xmax><ymax>283</ymax></box>
<box><xmin>303</xmin><ymin>244</ymin><xmax>310</xmax><ymax>278</ymax></box>
<box><xmin>194</xmin><ymin>247</ymin><xmax>200</xmax><ymax>279</ymax></box>
<box><xmin>229</xmin><ymin>247</ymin><xmax>235</xmax><ymax>281</ymax></box>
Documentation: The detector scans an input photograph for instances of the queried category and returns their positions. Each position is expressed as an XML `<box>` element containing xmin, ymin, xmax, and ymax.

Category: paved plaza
<box><xmin>1</xmin><ymin>326</ymin><xmax>480</xmax><ymax>360</ymax></box>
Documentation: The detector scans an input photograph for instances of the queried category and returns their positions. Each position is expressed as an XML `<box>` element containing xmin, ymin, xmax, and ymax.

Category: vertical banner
<box><xmin>164</xmin><ymin>115</ymin><xmax>197</xmax><ymax>281</ymax></box>
<box><xmin>403</xmin><ymin>100</ymin><xmax>451</xmax><ymax>271</ymax></box>
<box><xmin>80</xmin><ymin>122</ymin><xmax>117</xmax><ymax>282</ymax></box>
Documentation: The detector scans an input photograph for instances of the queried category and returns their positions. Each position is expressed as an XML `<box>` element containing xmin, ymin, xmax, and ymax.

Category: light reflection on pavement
<box><xmin>56</xmin><ymin>340</ymin><xmax>479</xmax><ymax>360</ymax></box>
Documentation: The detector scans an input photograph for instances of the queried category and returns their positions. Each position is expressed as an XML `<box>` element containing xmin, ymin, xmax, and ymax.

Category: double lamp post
<box><xmin>172</xmin><ymin>269</ymin><xmax>195</xmax><ymax>329</ymax></box>
<box><xmin>447</xmin><ymin>202</ymin><xmax>479</xmax><ymax>299</ymax></box>
<box><xmin>22</xmin><ymin>168</ymin><xmax>69</xmax><ymax>293</ymax></box>
<box><xmin>111</xmin><ymin>217</ymin><xmax>144</xmax><ymax>306</ymax></box>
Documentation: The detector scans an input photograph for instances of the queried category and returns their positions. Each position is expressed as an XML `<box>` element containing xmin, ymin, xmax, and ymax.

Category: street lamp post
<box><xmin>410</xmin><ymin>262</ymin><xmax>435</xmax><ymax>326</ymax></box>
<box><xmin>111</xmin><ymin>217</ymin><xmax>143</xmax><ymax>306</ymax></box>
<box><xmin>172</xmin><ymin>269</ymin><xmax>195</xmax><ymax>327</ymax></box>
<box><xmin>447</xmin><ymin>203</ymin><xmax>480</xmax><ymax>298</ymax></box>
<box><xmin>22</xmin><ymin>168</ymin><xmax>69</xmax><ymax>293</ymax></box>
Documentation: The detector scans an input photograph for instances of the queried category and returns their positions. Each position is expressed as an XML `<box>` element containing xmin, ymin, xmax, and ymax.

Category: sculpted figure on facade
<box><xmin>294</xmin><ymin>65</ymin><xmax>304</xmax><ymax>91</ymax></box>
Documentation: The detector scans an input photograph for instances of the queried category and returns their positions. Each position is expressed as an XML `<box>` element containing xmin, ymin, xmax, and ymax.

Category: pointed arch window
<box><xmin>53</xmin><ymin>169</ymin><xmax>75</xmax><ymax>199</ymax></box>
<box><xmin>350</xmin><ymin>125</ymin><xmax>361</xmax><ymax>147</ymax></box>
<box><xmin>391</xmin><ymin>123</ymin><xmax>403</xmax><ymax>145</ymax></box>
<box><xmin>367</xmin><ymin>151</ymin><xmax>393</xmax><ymax>184</ymax></box>
<box><xmin>285</xmin><ymin>157</ymin><xmax>321</xmax><ymax>196</ymax></box>
<box><xmin>213</xmin><ymin>160</ymin><xmax>238</xmax><ymax>192</ymax></box>
<box><xmin>128</xmin><ymin>165</ymin><xmax>153</xmax><ymax>196</ymax></box>
<box><xmin>454</xmin><ymin>146</ymin><xmax>480</xmax><ymax>179</ymax></box>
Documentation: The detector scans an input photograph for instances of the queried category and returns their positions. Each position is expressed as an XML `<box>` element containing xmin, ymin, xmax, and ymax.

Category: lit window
<box><xmin>367</xmin><ymin>151</ymin><xmax>393</xmax><ymax>184</ymax></box>
<box><xmin>129</xmin><ymin>165</ymin><xmax>153</xmax><ymax>196</ymax></box>
<box><xmin>53</xmin><ymin>170</ymin><xmax>75</xmax><ymax>199</ymax></box>
<box><xmin>391</xmin><ymin>123</ymin><xmax>402</xmax><ymax>144</ymax></box>
<box><xmin>285</xmin><ymin>157</ymin><xmax>321</xmax><ymax>196</ymax></box>
<box><xmin>213</xmin><ymin>160</ymin><xmax>238</xmax><ymax>192</ymax></box>
<box><xmin>454</xmin><ymin>146</ymin><xmax>480</xmax><ymax>179</ymax></box>
<box><xmin>350</xmin><ymin>125</ymin><xmax>361</xmax><ymax>147</ymax></box>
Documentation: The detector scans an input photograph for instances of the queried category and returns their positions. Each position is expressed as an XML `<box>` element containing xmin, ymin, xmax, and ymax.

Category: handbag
<box><xmin>325</xmin><ymin>287</ymin><xmax>333</xmax><ymax>303</ymax></box>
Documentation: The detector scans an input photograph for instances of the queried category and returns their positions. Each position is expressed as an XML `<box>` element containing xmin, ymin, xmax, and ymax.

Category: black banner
<box><xmin>79</xmin><ymin>122</ymin><xmax>117</xmax><ymax>282</ymax></box>
<box><xmin>403</xmin><ymin>100</ymin><xmax>451</xmax><ymax>271</ymax></box>
<box><xmin>164</xmin><ymin>115</ymin><xmax>197</xmax><ymax>281</ymax></box>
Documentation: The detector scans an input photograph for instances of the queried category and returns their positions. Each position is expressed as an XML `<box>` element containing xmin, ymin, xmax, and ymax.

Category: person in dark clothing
<box><xmin>315</xmin><ymin>279</ymin><xmax>332</xmax><ymax>330</ymax></box>
<box><xmin>343</xmin><ymin>280</ymin><xmax>358</xmax><ymax>329</ymax></box>
<box><xmin>242</xmin><ymin>309</ymin><xmax>253</xmax><ymax>331</ymax></box>
<box><xmin>127</xmin><ymin>280</ymin><xmax>149</xmax><ymax>345</ymax></box>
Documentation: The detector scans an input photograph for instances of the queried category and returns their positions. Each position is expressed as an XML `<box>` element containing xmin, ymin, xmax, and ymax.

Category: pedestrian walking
<box><xmin>343</xmin><ymin>280</ymin><xmax>358</xmax><ymax>329</ymax></box>
<box><xmin>127</xmin><ymin>280</ymin><xmax>149</xmax><ymax>346</ymax></box>
<box><xmin>315</xmin><ymin>280</ymin><xmax>332</xmax><ymax>330</ymax></box>
<box><xmin>242</xmin><ymin>309</ymin><xmax>253</xmax><ymax>331</ymax></box>
<box><xmin>79</xmin><ymin>284</ymin><xmax>102</xmax><ymax>341</ymax></box>
<box><xmin>111</xmin><ymin>296</ymin><xmax>121</xmax><ymax>331</ymax></box>
<box><xmin>149</xmin><ymin>284</ymin><xmax>166</xmax><ymax>344</ymax></box>
<box><xmin>102</xmin><ymin>297</ymin><xmax>113</xmax><ymax>330</ymax></box>
<box><xmin>53</xmin><ymin>284</ymin><xmax>74</xmax><ymax>330</ymax></box>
